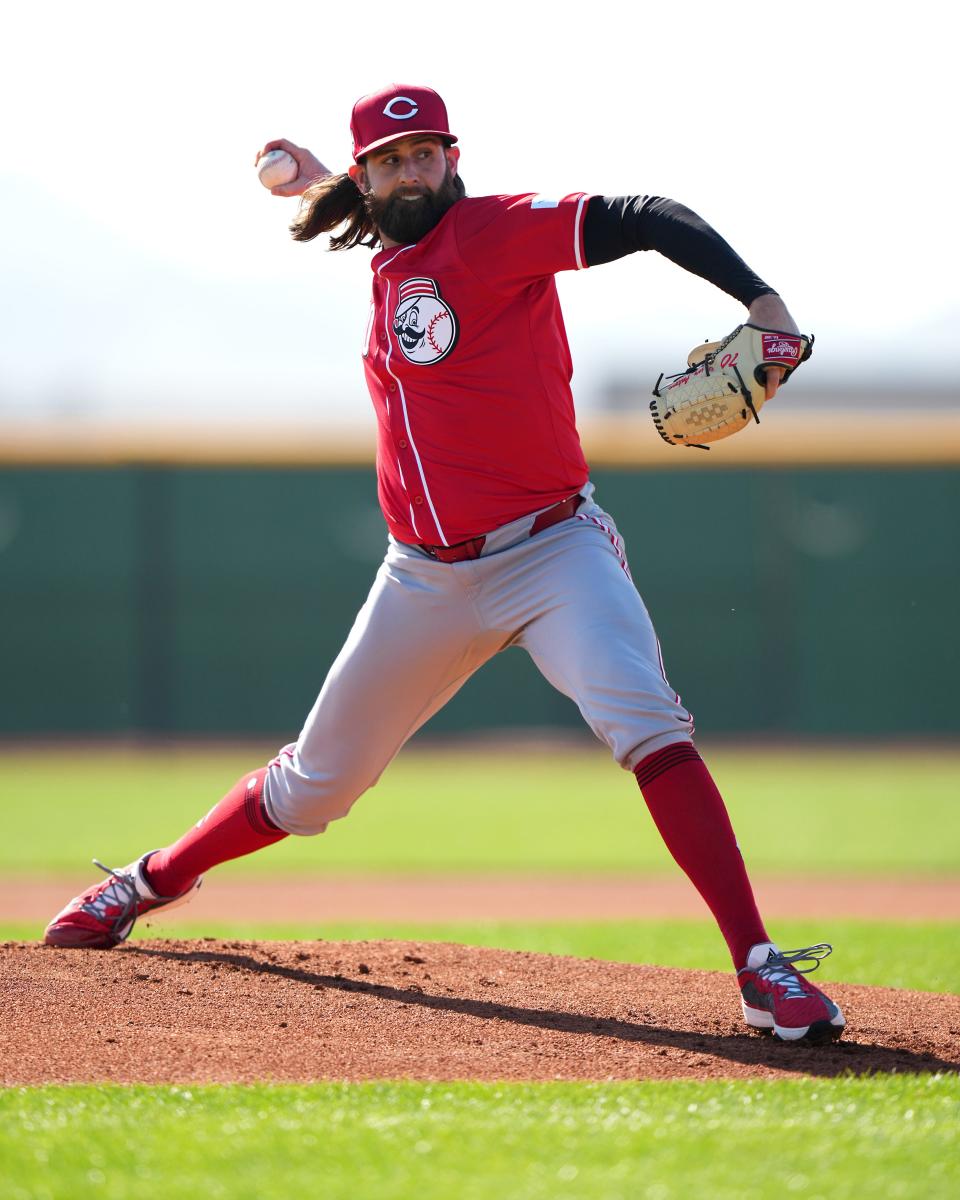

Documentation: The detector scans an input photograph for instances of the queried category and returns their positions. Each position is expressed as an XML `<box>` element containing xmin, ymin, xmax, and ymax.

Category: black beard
<box><xmin>366</xmin><ymin>171</ymin><xmax>461</xmax><ymax>244</ymax></box>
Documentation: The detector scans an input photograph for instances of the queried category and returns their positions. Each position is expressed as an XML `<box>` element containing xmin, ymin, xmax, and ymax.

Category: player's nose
<box><xmin>397</xmin><ymin>155</ymin><xmax>422</xmax><ymax>186</ymax></box>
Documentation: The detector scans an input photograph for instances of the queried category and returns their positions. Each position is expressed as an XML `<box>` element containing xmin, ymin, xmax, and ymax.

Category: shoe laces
<box><xmin>83</xmin><ymin>860</ymin><xmax>139</xmax><ymax>930</ymax></box>
<box><xmin>755</xmin><ymin>944</ymin><xmax>833</xmax><ymax>1000</ymax></box>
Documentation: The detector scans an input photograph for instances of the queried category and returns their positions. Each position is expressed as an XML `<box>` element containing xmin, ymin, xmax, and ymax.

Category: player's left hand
<box><xmin>747</xmin><ymin>294</ymin><xmax>799</xmax><ymax>400</ymax></box>
<box><xmin>764</xmin><ymin>365</ymin><xmax>785</xmax><ymax>401</ymax></box>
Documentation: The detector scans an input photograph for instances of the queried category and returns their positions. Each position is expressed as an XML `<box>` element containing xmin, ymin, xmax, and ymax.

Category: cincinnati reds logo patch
<box><xmin>392</xmin><ymin>277</ymin><xmax>458</xmax><ymax>365</ymax></box>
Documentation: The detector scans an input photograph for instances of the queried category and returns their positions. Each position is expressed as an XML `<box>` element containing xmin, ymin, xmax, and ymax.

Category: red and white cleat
<box><xmin>738</xmin><ymin>942</ymin><xmax>846</xmax><ymax>1043</ymax></box>
<box><xmin>43</xmin><ymin>854</ymin><xmax>201</xmax><ymax>949</ymax></box>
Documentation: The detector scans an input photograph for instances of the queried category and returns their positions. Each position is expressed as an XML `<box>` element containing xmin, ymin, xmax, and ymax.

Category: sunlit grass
<box><xmin>3</xmin><ymin>744</ymin><xmax>958</xmax><ymax>875</ymax></box>
<box><xmin>3</xmin><ymin>1077</ymin><xmax>957</xmax><ymax>1200</ymax></box>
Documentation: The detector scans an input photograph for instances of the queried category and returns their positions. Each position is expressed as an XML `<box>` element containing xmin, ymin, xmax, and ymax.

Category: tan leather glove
<box><xmin>650</xmin><ymin>324</ymin><xmax>813</xmax><ymax>449</ymax></box>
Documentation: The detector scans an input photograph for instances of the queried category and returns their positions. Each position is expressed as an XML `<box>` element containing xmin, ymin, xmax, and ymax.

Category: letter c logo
<box><xmin>383</xmin><ymin>96</ymin><xmax>419</xmax><ymax>120</ymax></box>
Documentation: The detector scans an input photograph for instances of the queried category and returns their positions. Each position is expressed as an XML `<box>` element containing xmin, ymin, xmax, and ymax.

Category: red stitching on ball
<box><xmin>427</xmin><ymin>309</ymin><xmax>449</xmax><ymax>355</ymax></box>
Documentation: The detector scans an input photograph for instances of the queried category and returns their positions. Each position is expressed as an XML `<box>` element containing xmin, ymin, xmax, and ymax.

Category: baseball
<box><xmin>257</xmin><ymin>149</ymin><xmax>298</xmax><ymax>189</ymax></box>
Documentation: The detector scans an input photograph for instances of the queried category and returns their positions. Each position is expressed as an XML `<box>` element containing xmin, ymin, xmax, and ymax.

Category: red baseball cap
<box><xmin>351</xmin><ymin>84</ymin><xmax>457</xmax><ymax>160</ymax></box>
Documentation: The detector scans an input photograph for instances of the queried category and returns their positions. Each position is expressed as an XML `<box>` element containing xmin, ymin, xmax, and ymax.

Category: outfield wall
<box><xmin>1</xmin><ymin>452</ymin><xmax>956</xmax><ymax>738</ymax></box>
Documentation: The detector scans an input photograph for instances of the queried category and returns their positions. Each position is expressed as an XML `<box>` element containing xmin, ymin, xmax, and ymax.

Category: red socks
<box><xmin>144</xmin><ymin>768</ymin><xmax>287</xmax><ymax>897</ymax></box>
<box><xmin>143</xmin><ymin>745</ymin><xmax>766</xmax><ymax>971</ymax></box>
<box><xmin>634</xmin><ymin>743</ymin><xmax>768</xmax><ymax>970</ymax></box>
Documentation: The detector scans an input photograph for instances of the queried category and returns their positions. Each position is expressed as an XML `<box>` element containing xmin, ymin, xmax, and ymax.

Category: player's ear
<box><xmin>348</xmin><ymin>162</ymin><xmax>368</xmax><ymax>192</ymax></box>
<box><xmin>445</xmin><ymin>145</ymin><xmax>461</xmax><ymax>177</ymax></box>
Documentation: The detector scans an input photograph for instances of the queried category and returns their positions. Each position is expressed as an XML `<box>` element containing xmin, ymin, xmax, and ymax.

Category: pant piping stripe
<box><xmin>575</xmin><ymin>513</ymin><xmax>633</xmax><ymax>580</ymax></box>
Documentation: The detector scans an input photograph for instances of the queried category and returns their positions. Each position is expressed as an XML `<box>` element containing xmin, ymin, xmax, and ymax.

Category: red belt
<box><xmin>419</xmin><ymin>494</ymin><xmax>584</xmax><ymax>564</ymax></box>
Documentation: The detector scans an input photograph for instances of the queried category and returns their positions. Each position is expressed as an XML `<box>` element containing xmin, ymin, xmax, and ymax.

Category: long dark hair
<box><xmin>290</xmin><ymin>163</ymin><xmax>466</xmax><ymax>251</ymax></box>
<box><xmin>290</xmin><ymin>172</ymin><xmax>378</xmax><ymax>251</ymax></box>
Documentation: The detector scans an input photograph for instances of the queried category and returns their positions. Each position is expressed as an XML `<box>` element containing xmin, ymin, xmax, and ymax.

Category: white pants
<box><xmin>265</xmin><ymin>490</ymin><xmax>693</xmax><ymax>835</ymax></box>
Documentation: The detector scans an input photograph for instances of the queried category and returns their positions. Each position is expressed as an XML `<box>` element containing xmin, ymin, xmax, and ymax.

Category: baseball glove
<box><xmin>650</xmin><ymin>323</ymin><xmax>813</xmax><ymax>448</ymax></box>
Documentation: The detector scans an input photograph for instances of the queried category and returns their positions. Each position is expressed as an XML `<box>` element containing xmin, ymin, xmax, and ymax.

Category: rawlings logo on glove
<box><xmin>650</xmin><ymin>323</ymin><xmax>813</xmax><ymax>449</ymax></box>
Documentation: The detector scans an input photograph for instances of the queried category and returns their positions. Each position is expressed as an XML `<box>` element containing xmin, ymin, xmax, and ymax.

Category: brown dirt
<box><xmin>5</xmin><ymin>874</ymin><xmax>960</xmax><ymax>924</ymax></box>
<box><xmin>3</xmin><ymin>939</ymin><xmax>958</xmax><ymax>1085</ymax></box>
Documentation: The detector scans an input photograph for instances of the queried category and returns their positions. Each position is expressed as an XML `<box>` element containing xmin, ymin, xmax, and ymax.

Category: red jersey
<box><xmin>362</xmin><ymin>192</ymin><xmax>592</xmax><ymax>546</ymax></box>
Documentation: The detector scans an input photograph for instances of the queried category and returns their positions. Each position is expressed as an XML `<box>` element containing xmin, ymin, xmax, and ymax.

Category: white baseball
<box><xmin>257</xmin><ymin>149</ymin><xmax>299</xmax><ymax>189</ymax></box>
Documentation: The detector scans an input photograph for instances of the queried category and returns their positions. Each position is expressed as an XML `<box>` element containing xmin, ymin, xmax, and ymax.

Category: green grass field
<box><xmin>3</xmin><ymin>1078</ymin><xmax>958</xmax><ymax>1200</ymax></box>
<box><xmin>4</xmin><ymin>745</ymin><xmax>959</xmax><ymax>1199</ymax></box>
<box><xmin>3</xmin><ymin>743</ymin><xmax>959</xmax><ymax>875</ymax></box>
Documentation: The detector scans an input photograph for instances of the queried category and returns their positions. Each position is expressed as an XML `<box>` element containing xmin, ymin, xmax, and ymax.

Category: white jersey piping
<box><xmin>573</xmin><ymin>194</ymin><xmax>587</xmax><ymax>270</ymax></box>
<box><xmin>376</xmin><ymin>245</ymin><xmax>449</xmax><ymax>547</ymax></box>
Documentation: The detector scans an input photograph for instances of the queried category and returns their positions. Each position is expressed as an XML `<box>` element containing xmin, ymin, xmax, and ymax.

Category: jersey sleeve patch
<box><xmin>530</xmin><ymin>196</ymin><xmax>560</xmax><ymax>209</ymax></box>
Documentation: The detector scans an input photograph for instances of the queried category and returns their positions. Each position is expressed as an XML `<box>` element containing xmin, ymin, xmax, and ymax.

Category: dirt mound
<box><xmin>3</xmin><ymin>939</ymin><xmax>958</xmax><ymax>1085</ymax></box>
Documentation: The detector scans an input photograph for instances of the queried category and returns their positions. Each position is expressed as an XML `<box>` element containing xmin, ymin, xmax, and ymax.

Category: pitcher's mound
<box><xmin>3</xmin><ymin>939</ymin><xmax>957</xmax><ymax>1084</ymax></box>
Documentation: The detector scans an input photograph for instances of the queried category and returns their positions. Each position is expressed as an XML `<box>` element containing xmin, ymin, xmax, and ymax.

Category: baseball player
<box><xmin>45</xmin><ymin>84</ymin><xmax>844</xmax><ymax>1044</ymax></box>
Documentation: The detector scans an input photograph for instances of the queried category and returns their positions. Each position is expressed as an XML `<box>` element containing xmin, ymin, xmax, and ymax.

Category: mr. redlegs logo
<box><xmin>392</xmin><ymin>277</ymin><xmax>459</xmax><ymax>365</ymax></box>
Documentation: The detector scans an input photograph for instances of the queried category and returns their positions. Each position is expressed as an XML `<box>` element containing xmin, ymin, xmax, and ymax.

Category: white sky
<box><xmin>1</xmin><ymin>0</ymin><xmax>956</xmax><ymax>429</ymax></box>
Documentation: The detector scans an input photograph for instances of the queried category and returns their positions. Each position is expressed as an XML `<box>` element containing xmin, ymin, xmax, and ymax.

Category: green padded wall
<box><xmin>1</xmin><ymin>466</ymin><xmax>956</xmax><ymax>738</ymax></box>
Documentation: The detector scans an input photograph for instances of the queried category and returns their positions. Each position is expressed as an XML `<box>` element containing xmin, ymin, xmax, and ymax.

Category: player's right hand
<box><xmin>254</xmin><ymin>139</ymin><xmax>330</xmax><ymax>197</ymax></box>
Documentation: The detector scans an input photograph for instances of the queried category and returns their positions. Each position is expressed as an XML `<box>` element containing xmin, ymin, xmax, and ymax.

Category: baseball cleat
<box><xmin>43</xmin><ymin>853</ymin><xmax>201</xmax><ymax>949</ymax></box>
<box><xmin>738</xmin><ymin>942</ymin><xmax>845</xmax><ymax>1044</ymax></box>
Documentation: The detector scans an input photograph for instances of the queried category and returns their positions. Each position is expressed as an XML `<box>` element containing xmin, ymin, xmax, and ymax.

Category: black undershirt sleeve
<box><xmin>583</xmin><ymin>194</ymin><xmax>777</xmax><ymax>308</ymax></box>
